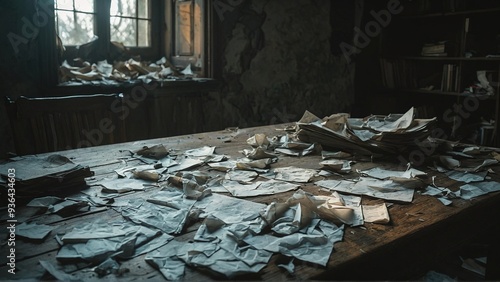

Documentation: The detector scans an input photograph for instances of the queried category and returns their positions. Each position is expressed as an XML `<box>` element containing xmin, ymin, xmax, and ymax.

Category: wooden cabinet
<box><xmin>380</xmin><ymin>0</ymin><xmax>500</xmax><ymax>146</ymax></box>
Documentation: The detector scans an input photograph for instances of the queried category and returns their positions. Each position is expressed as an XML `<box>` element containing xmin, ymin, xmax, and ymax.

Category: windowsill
<box><xmin>51</xmin><ymin>78</ymin><xmax>220</xmax><ymax>96</ymax></box>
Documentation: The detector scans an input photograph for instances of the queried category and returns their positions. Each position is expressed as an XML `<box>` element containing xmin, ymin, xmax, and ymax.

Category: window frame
<box><xmin>51</xmin><ymin>0</ymin><xmax>213</xmax><ymax>83</ymax></box>
<box><xmin>55</xmin><ymin>0</ymin><xmax>163</xmax><ymax>61</ymax></box>
<box><xmin>168</xmin><ymin>0</ymin><xmax>211</xmax><ymax>77</ymax></box>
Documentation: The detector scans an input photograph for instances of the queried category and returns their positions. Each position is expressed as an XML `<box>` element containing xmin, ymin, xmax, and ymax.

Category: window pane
<box><xmin>176</xmin><ymin>1</ymin><xmax>193</xmax><ymax>55</ymax></box>
<box><xmin>56</xmin><ymin>11</ymin><xmax>94</xmax><ymax>46</ymax></box>
<box><xmin>74</xmin><ymin>0</ymin><xmax>94</xmax><ymax>13</ymax></box>
<box><xmin>138</xmin><ymin>0</ymin><xmax>150</xmax><ymax>18</ymax></box>
<box><xmin>55</xmin><ymin>0</ymin><xmax>73</xmax><ymax>10</ymax></box>
<box><xmin>138</xmin><ymin>20</ymin><xmax>151</xmax><ymax>47</ymax></box>
<box><xmin>111</xmin><ymin>0</ymin><xmax>136</xmax><ymax>17</ymax></box>
<box><xmin>111</xmin><ymin>16</ymin><xmax>136</xmax><ymax>46</ymax></box>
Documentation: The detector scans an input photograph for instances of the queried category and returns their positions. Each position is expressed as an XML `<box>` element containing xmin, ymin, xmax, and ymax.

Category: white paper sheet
<box><xmin>362</xmin><ymin>203</ymin><xmax>390</xmax><ymax>224</ymax></box>
<box><xmin>316</xmin><ymin>178</ymin><xmax>415</xmax><ymax>202</ymax></box>
<box><xmin>446</xmin><ymin>170</ymin><xmax>488</xmax><ymax>183</ymax></box>
<box><xmin>459</xmin><ymin>181</ymin><xmax>500</xmax><ymax>200</ymax></box>
<box><xmin>17</xmin><ymin>222</ymin><xmax>54</xmax><ymax>240</ymax></box>
<box><xmin>274</xmin><ymin>166</ymin><xmax>317</xmax><ymax>183</ymax></box>
<box><xmin>222</xmin><ymin>179</ymin><xmax>300</xmax><ymax>197</ymax></box>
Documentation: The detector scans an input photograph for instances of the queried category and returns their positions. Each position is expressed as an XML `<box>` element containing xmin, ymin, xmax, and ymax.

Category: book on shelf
<box><xmin>440</xmin><ymin>64</ymin><xmax>460</xmax><ymax>92</ymax></box>
<box><xmin>380</xmin><ymin>59</ymin><xmax>417</xmax><ymax>89</ymax></box>
<box><xmin>421</xmin><ymin>41</ymin><xmax>448</xmax><ymax>57</ymax></box>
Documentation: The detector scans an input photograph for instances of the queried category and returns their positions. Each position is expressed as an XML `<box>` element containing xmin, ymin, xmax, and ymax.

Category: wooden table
<box><xmin>1</xmin><ymin>124</ymin><xmax>499</xmax><ymax>281</ymax></box>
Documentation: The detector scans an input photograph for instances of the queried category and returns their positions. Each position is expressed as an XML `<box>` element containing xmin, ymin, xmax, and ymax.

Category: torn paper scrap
<box><xmin>208</xmin><ymin>160</ymin><xmax>237</xmax><ymax>171</ymax></box>
<box><xmin>316</xmin><ymin>178</ymin><xmax>415</xmax><ymax>202</ymax></box>
<box><xmin>147</xmin><ymin>236</ymin><xmax>271</xmax><ymax>279</ymax></box>
<box><xmin>17</xmin><ymin>222</ymin><xmax>54</xmax><ymax>240</ymax></box>
<box><xmin>39</xmin><ymin>260</ymin><xmax>79</xmax><ymax>281</ymax></box>
<box><xmin>360</xmin><ymin>167</ymin><xmax>426</xmax><ymax>180</ymax></box>
<box><xmin>322</xmin><ymin>150</ymin><xmax>352</xmax><ymax>160</ymax></box>
<box><xmin>146</xmin><ymin>252</ymin><xmax>186</xmax><ymax>280</ymax></box>
<box><xmin>160</xmin><ymin>156</ymin><xmax>178</xmax><ymax>168</ymax></box>
<box><xmin>473</xmin><ymin>159</ymin><xmax>499</xmax><ymax>172</ymax></box>
<box><xmin>244</xmin><ymin>220</ymin><xmax>344</xmax><ymax>266</ymax></box>
<box><xmin>94</xmin><ymin>258</ymin><xmax>120</xmax><ymax>277</ymax></box>
<box><xmin>167</xmin><ymin>157</ymin><xmax>205</xmax><ymax>173</ymax></box>
<box><xmin>275</xmin><ymin>143</ymin><xmax>317</xmax><ymax>157</ymax></box>
<box><xmin>61</xmin><ymin>220</ymin><xmax>142</xmax><ymax>243</ymax></box>
<box><xmin>120</xmin><ymin>199</ymin><xmax>190</xmax><ymax>234</ymax></box>
<box><xmin>195</xmin><ymin>193</ymin><xmax>266</xmax><ymax>224</ymax></box>
<box><xmin>146</xmin><ymin>188</ymin><xmax>197</xmax><ymax>210</ymax></box>
<box><xmin>278</xmin><ymin>259</ymin><xmax>295</xmax><ymax>274</ymax></box>
<box><xmin>439</xmin><ymin>155</ymin><xmax>461</xmax><ymax>169</ymax></box>
<box><xmin>437</xmin><ymin>197</ymin><xmax>452</xmax><ymax>206</ymax></box>
<box><xmin>184</xmin><ymin>146</ymin><xmax>216</xmax><ymax>157</ymax></box>
<box><xmin>97</xmin><ymin>178</ymin><xmax>154</xmax><ymax>193</ymax></box>
<box><xmin>242</xmin><ymin>147</ymin><xmax>277</xmax><ymax>160</ymax></box>
<box><xmin>274</xmin><ymin>166</ymin><xmax>317</xmax><ymax>183</ymax></box>
<box><xmin>320</xmin><ymin>159</ymin><xmax>352</xmax><ymax>174</ymax></box>
<box><xmin>362</xmin><ymin>203</ymin><xmax>390</xmax><ymax>224</ymax></box>
<box><xmin>459</xmin><ymin>181</ymin><xmax>500</xmax><ymax>200</ymax></box>
<box><xmin>446</xmin><ymin>170</ymin><xmax>488</xmax><ymax>183</ymax></box>
<box><xmin>114</xmin><ymin>164</ymin><xmax>159</xmax><ymax>178</ymax></box>
<box><xmin>225</xmin><ymin>170</ymin><xmax>259</xmax><ymax>183</ymax></box>
<box><xmin>247</xmin><ymin>134</ymin><xmax>271</xmax><ymax>148</ymax></box>
<box><xmin>132</xmin><ymin>169</ymin><xmax>161</xmax><ymax>181</ymax></box>
<box><xmin>222</xmin><ymin>179</ymin><xmax>300</xmax><ymax>197</ymax></box>
<box><xmin>282</xmin><ymin>189</ymin><xmax>360</xmax><ymax>226</ymax></box>
<box><xmin>128</xmin><ymin>232</ymin><xmax>174</xmax><ymax>259</ymax></box>
<box><xmin>271</xmin><ymin>204</ymin><xmax>314</xmax><ymax>235</ymax></box>
<box><xmin>58</xmin><ymin>221</ymin><xmax>163</xmax><ymax>263</ymax></box>
<box><xmin>27</xmin><ymin>196</ymin><xmax>63</xmax><ymax>208</ymax></box>
<box><xmin>235</xmin><ymin>158</ymin><xmax>275</xmax><ymax>171</ymax></box>
<box><xmin>422</xmin><ymin>186</ymin><xmax>445</xmax><ymax>197</ymax></box>
<box><xmin>48</xmin><ymin>199</ymin><xmax>89</xmax><ymax>214</ymax></box>
<box><xmin>135</xmin><ymin>144</ymin><xmax>169</xmax><ymax>159</ymax></box>
<box><xmin>205</xmin><ymin>175</ymin><xmax>230</xmax><ymax>193</ymax></box>
<box><xmin>181</xmin><ymin>178</ymin><xmax>212</xmax><ymax>200</ymax></box>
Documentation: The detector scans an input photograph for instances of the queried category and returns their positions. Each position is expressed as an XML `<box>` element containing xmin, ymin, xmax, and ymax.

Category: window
<box><xmin>54</xmin><ymin>0</ymin><xmax>210</xmax><ymax>77</ymax></box>
<box><xmin>55</xmin><ymin>0</ymin><xmax>159</xmax><ymax>58</ymax></box>
<box><xmin>110</xmin><ymin>0</ymin><xmax>152</xmax><ymax>47</ymax></box>
<box><xmin>171</xmin><ymin>0</ymin><xmax>205</xmax><ymax>74</ymax></box>
<box><xmin>55</xmin><ymin>0</ymin><xmax>96</xmax><ymax>46</ymax></box>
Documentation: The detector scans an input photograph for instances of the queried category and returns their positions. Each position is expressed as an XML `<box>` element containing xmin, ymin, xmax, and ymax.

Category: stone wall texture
<box><xmin>203</xmin><ymin>0</ymin><xmax>355</xmax><ymax>130</ymax></box>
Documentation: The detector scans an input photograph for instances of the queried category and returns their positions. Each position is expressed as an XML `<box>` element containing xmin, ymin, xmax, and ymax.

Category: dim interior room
<box><xmin>0</xmin><ymin>0</ymin><xmax>500</xmax><ymax>281</ymax></box>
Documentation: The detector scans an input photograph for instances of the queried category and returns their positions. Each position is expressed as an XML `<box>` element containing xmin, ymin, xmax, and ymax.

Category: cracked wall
<box><xmin>204</xmin><ymin>0</ymin><xmax>356</xmax><ymax>130</ymax></box>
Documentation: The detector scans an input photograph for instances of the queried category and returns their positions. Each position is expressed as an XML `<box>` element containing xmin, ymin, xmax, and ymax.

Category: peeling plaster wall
<box><xmin>204</xmin><ymin>0</ymin><xmax>355</xmax><ymax>130</ymax></box>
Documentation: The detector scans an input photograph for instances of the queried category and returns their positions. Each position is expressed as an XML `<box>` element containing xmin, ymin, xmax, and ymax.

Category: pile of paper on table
<box><xmin>0</xmin><ymin>154</ymin><xmax>93</xmax><ymax>202</ymax></box>
<box><xmin>296</xmin><ymin>107</ymin><xmax>436</xmax><ymax>157</ymax></box>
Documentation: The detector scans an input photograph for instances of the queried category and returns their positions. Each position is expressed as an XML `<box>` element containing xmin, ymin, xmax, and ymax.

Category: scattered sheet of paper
<box><xmin>244</xmin><ymin>220</ymin><xmax>344</xmax><ymax>266</ymax></box>
<box><xmin>274</xmin><ymin>166</ymin><xmax>317</xmax><ymax>183</ymax></box>
<box><xmin>222</xmin><ymin>179</ymin><xmax>300</xmax><ymax>197</ymax></box>
<box><xmin>446</xmin><ymin>170</ymin><xmax>488</xmax><ymax>183</ymax></box>
<box><xmin>184</xmin><ymin>146</ymin><xmax>216</xmax><ymax>157</ymax></box>
<box><xmin>97</xmin><ymin>178</ymin><xmax>154</xmax><ymax>193</ymax></box>
<box><xmin>459</xmin><ymin>181</ymin><xmax>500</xmax><ymax>200</ymax></box>
<box><xmin>167</xmin><ymin>157</ymin><xmax>205</xmax><ymax>173</ymax></box>
<box><xmin>362</xmin><ymin>203</ymin><xmax>390</xmax><ymax>224</ymax></box>
<box><xmin>120</xmin><ymin>199</ymin><xmax>190</xmax><ymax>234</ymax></box>
<box><xmin>195</xmin><ymin>193</ymin><xmax>266</xmax><ymax>224</ymax></box>
<box><xmin>17</xmin><ymin>222</ymin><xmax>54</xmax><ymax>240</ymax></box>
<box><xmin>316</xmin><ymin>178</ymin><xmax>415</xmax><ymax>202</ymax></box>
<box><xmin>39</xmin><ymin>260</ymin><xmax>79</xmax><ymax>281</ymax></box>
<box><xmin>225</xmin><ymin>170</ymin><xmax>258</xmax><ymax>183</ymax></box>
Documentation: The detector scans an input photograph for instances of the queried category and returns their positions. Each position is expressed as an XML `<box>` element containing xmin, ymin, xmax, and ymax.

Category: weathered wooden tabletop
<box><xmin>1</xmin><ymin>124</ymin><xmax>499</xmax><ymax>281</ymax></box>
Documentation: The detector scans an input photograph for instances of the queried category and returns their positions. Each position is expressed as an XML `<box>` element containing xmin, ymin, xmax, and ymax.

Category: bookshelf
<box><xmin>380</xmin><ymin>0</ymin><xmax>500</xmax><ymax>146</ymax></box>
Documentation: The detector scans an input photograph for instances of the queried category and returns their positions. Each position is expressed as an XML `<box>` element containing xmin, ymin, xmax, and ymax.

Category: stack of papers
<box><xmin>296</xmin><ymin>107</ymin><xmax>436</xmax><ymax>157</ymax></box>
<box><xmin>0</xmin><ymin>154</ymin><xmax>93</xmax><ymax>202</ymax></box>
